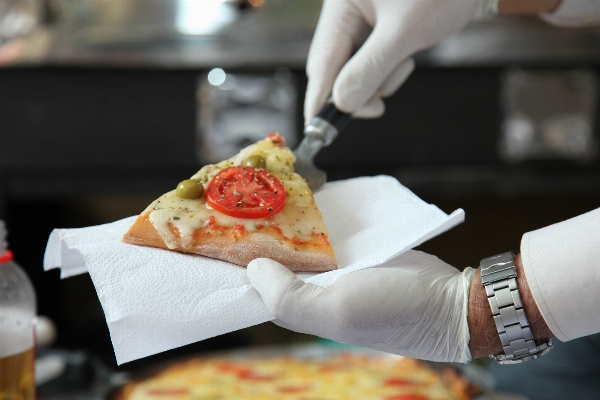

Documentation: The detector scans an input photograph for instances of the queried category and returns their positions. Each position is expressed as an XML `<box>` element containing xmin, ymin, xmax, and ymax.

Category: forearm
<box><xmin>468</xmin><ymin>253</ymin><xmax>553</xmax><ymax>359</ymax></box>
<box><xmin>498</xmin><ymin>0</ymin><xmax>562</xmax><ymax>14</ymax></box>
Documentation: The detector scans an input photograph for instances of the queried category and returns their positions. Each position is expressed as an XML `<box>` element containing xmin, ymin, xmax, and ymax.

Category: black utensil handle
<box><xmin>317</xmin><ymin>101</ymin><xmax>351</xmax><ymax>133</ymax></box>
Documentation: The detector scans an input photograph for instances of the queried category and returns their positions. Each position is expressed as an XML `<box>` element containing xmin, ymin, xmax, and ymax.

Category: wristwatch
<box><xmin>480</xmin><ymin>251</ymin><xmax>553</xmax><ymax>364</ymax></box>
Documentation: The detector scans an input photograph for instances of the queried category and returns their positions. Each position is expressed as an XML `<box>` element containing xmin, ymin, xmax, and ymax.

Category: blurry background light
<box><xmin>274</xmin><ymin>66</ymin><xmax>291</xmax><ymax>84</ymax></box>
<box><xmin>176</xmin><ymin>0</ymin><xmax>238</xmax><ymax>35</ymax></box>
<box><xmin>207</xmin><ymin>67</ymin><xmax>226</xmax><ymax>86</ymax></box>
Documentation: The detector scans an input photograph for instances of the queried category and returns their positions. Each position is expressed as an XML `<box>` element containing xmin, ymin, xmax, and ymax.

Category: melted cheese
<box><xmin>149</xmin><ymin>136</ymin><xmax>328</xmax><ymax>250</ymax></box>
<box><xmin>123</xmin><ymin>355</ymin><xmax>469</xmax><ymax>400</ymax></box>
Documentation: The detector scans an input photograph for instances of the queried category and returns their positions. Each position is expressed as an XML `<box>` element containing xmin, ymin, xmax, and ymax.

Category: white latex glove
<box><xmin>247</xmin><ymin>250</ymin><xmax>474</xmax><ymax>363</ymax></box>
<box><xmin>305</xmin><ymin>0</ymin><xmax>479</xmax><ymax>122</ymax></box>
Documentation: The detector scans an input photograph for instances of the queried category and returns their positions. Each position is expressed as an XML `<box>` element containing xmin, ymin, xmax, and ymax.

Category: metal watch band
<box><xmin>480</xmin><ymin>252</ymin><xmax>553</xmax><ymax>364</ymax></box>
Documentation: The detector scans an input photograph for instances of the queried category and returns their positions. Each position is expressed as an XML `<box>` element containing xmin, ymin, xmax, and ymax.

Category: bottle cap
<box><xmin>0</xmin><ymin>220</ymin><xmax>11</xmax><ymax>263</ymax></box>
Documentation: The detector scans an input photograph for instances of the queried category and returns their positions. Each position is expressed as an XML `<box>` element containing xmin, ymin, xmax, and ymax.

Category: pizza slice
<box><xmin>122</xmin><ymin>133</ymin><xmax>337</xmax><ymax>272</ymax></box>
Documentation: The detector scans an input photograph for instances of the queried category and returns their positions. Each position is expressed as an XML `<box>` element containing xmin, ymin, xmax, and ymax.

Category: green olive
<box><xmin>176</xmin><ymin>179</ymin><xmax>204</xmax><ymax>199</ymax></box>
<box><xmin>244</xmin><ymin>155</ymin><xmax>266</xmax><ymax>169</ymax></box>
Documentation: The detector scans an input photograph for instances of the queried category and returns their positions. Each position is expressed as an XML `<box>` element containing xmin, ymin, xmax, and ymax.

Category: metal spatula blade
<box><xmin>293</xmin><ymin>102</ymin><xmax>351</xmax><ymax>191</ymax></box>
<box><xmin>293</xmin><ymin>135</ymin><xmax>328</xmax><ymax>191</ymax></box>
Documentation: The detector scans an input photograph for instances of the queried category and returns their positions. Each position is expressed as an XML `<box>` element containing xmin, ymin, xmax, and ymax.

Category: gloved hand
<box><xmin>305</xmin><ymin>0</ymin><xmax>479</xmax><ymax>122</ymax></box>
<box><xmin>247</xmin><ymin>250</ymin><xmax>474</xmax><ymax>363</ymax></box>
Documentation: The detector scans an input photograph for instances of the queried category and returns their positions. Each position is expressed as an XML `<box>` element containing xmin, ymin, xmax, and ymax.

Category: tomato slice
<box><xmin>238</xmin><ymin>370</ymin><xmax>277</xmax><ymax>381</ymax></box>
<box><xmin>146</xmin><ymin>388</ymin><xmax>189</xmax><ymax>396</ymax></box>
<box><xmin>206</xmin><ymin>166</ymin><xmax>286</xmax><ymax>219</ymax></box>
<box><xmin>277</xmin><ymin>385</ymin><xmax>311</xmax><ymax>393</ymax></box>
<box><xmin>384</xmin><ymin>378</ymin><xmax>416</xmax><ymax>386</ymax></box>
<box><xmin>267</xmin><ymin>132</ymin><xmax>285</xmax><ymax>147</ymax></box>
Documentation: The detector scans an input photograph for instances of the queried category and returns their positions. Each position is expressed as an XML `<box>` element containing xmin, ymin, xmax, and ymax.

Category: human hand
<box><xmin>247</xmin><ymin>250</ymin><xmax>474</xmax><ymax>363</ymax></box>
<box><xmin>304</xmin><ymin>0</ymin><xmax>479</xmax><ymax>122</ymax></box>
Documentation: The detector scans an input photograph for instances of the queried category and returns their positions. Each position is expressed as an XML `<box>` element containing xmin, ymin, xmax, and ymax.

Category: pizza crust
<box><xmin>122</xmin><ymin>207</ymin><xmax>337</xmax><ymax>272</ymax></box>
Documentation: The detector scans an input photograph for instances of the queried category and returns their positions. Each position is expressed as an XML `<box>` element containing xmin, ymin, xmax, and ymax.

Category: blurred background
<box><xmin>1</xmin><ymin>0</ymin><xmax>600</xmax><ymax>398</ymax></box>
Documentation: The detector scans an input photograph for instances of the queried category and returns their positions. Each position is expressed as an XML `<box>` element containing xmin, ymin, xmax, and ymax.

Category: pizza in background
<box><xmin>116</xmin><ymin>352</ymin><xmax>476</xmax><ymax>400</ymax></box>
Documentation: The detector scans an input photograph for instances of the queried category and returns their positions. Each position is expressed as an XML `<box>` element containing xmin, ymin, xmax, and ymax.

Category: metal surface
<box><xmin>293</xmin><ymin>134</ymin><xmax>327</xmax><ymax>191</ymax></box>
<box><xmin>197</xmin><ymin>69</ymin><xmax>298</xmax><ymax>164</ymax></box>
<box><xmin>2</xmin><ymin>4</ymin><xmax>600</xmax><ymax>69</ymax></box>
<box><xmin>304</xmin><ymin>117</ymin><xmax>339</xmax><ymax>146</ymax></box>
<box><xmin>480</xmin><ymin>252</ymin><xmax>554</xmax><ymax>364</ymax></box>
<box><xmin>294</xmin><ymin>101</ymin><xmax>351</xmax><ymax>190</ymax></box>
<box><xmin>6</xmin><ymin>0</ymin><xmax>322</xmax><ymax>68</ymax></box>
<box><xmin>499</xmin><ymin>69</ymin><xmax>598</xmax><ymax>163</ymax></box>
<box><xmin>418</xmin><ymin>18</ymin><xmax>600</xmax><ymax>67</ymax></box>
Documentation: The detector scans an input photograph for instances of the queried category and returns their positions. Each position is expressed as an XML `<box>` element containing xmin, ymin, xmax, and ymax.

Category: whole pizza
<box><xmin>116</xmin><ymin>352</ymin><xmax>475</xmax><ymax>400</ymax></box>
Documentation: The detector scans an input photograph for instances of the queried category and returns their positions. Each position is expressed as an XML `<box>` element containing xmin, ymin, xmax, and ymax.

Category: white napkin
<box><xmin>44</xmin><ymin>176</ymin><xmax>464</xmax><ymax>364</ymax></box>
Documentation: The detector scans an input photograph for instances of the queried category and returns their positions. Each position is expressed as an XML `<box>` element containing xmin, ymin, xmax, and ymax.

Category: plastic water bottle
<box><xmin>0</xmin><ymin>220</ymin><xmax>36</xmax><ymax>400</ymax></box>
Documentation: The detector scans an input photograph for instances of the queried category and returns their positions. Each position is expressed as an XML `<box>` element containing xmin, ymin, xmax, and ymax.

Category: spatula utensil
<box><xmin>293</xmin><ymin>101</ymin><xmax>351</xmax><ymax>191</ymax></box>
